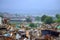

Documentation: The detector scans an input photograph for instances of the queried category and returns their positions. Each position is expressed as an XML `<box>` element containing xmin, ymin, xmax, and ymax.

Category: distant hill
<box><xmin>0</xmin><ymin>10</ymin><xmax>60</xmax><ymax>17</ymax></box>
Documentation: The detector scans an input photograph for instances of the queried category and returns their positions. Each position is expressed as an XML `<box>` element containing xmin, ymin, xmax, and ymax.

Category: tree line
<box><xmin>41</xmin><ymin>14</ymin><xmax>60</xmax><ymax>24</ymax></box>
<box><xmin>26</xmin><ymin>14</ymin><xmax>60</xmax><ymax>28</ymax></box>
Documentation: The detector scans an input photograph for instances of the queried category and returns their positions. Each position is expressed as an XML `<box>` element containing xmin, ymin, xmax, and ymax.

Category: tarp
<box><xmin>56</xmin><ymin>25</ymin><xmax>60</xmax><ymax>29</ymax></box>
<box><xmin>41</xmin><ymin>30</ymin><xmax>59</xmax><ymax>37</ymax></box>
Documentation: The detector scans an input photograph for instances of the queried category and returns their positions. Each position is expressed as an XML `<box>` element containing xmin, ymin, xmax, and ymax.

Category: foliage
<box><xmin>54</xmin><ymin>14</ymin><xmax>60</xmax><ymax>23</ymax></box>
<box><xmin>26</xmin><ymin>17</ymin><xmax>32</xmax><ymax>22</ymax></box>
<box><xmin>29</xmin><ymin>23</ymin><xmax>37</xmax><ymax>28</ymax></box>
<box><xmin>56</xmin><ymin>14</ymin><xmax>60</xmax><ymax>19</ymax></box>
<box><xmin>35</xmin><ymin>16</ymin><xmax>41</xmax><ymax>21</ymax></box>
<box><xmin>54</xmin><ymin>18</ymin><xmax>60</xmax><ymax>23</ymax></box>
<box><xmin>41</xmin><ymin>15</ymin><xmax>54</xmax><ymax>24</ymax></box>
<box><xmin>44</xmin><ymin>16</ymin><xmax>53</xmax><ymax>24</ymax></box>
<box><xmin>41</xmin><ymin>15</ymin><xmax>47</xmax><ymax>22</ymax></box>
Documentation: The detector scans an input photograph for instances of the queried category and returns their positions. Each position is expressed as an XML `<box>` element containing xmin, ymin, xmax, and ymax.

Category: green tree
<box><xmin>54</xmin><ymin>14</ymin><xmax>60</xmax><ymax>23</ymax></box>
<box><xmin>29</xmin><ymin>23</ymin><xmax>37</xmax><ymax>28</ymax></box>
<box><xmin>35</xmin><ymin>16</ymin><xmax>41</xmax><ymax>21</ymax></box>
<box><xmin>56</xmin><ymin>14</ymin><xmax>60</xmax><ymax>19</ymax></box>
<box><xmin>44</xmin><ymin>16</ymin><xmax>53</xmax><ymax>24</ymax></box>
<box><xmin>26</xmin><ymin>16</ymin><xmax>32</xmax><ymax>22</ymax></box>
<box><xmin>54</xmin><ymin>19</ymin><xmax>60</xmax><ymax>23</ymax></box>
<box><xmin>41</xmin><ymin>15</ymin><xmax>47</xmax><ymax>22</ymax></box>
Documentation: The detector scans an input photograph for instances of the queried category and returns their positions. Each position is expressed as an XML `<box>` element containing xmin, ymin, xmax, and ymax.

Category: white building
<box><xmin>0</xmin><ymin>17</ymin><xmax>2</xmax><ymax>25</ymax></box>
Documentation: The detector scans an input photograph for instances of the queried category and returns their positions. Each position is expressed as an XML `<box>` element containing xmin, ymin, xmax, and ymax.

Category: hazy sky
<box><xmin>0</xmin><ymin>0</ymin><xmax>60</xmax><ymax>16</ymax></box>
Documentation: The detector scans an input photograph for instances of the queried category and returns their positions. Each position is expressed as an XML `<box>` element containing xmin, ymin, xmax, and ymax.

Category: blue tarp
<box><xmin>41</xmin><ymin>30</ymin><xmax>59</xmax><ymax>37</ymax></box>
<box><xmin>4</xmin><ymin>33</ymin><xmax>10</xmax><ymax>37</ymax></box>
